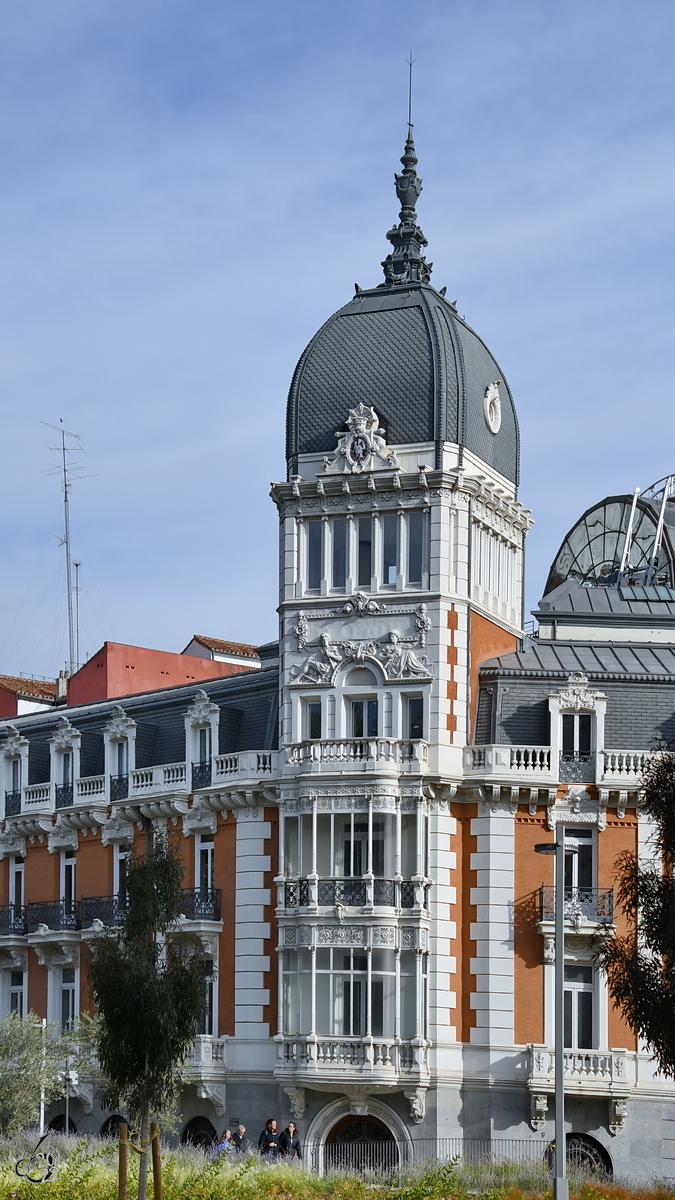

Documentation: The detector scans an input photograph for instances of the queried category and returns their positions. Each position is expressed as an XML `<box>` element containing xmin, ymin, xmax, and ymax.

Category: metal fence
<box><xmin>314</xmin><ymin>1137</ymin><xmax>548</xmax><ymax>1176</ymax></box>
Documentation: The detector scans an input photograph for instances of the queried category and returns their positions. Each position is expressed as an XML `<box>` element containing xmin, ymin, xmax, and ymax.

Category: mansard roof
<box><xmin>480</xmin><ymin>638</ymin><xmax>675</xmax><ymax>683</ymax></box>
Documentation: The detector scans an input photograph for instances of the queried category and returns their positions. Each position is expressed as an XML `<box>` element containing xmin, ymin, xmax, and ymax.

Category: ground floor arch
<box><xmin>303</xmin><ymin>1095</ymin><xmax>413</xmax><ymax>1175</ymax></box>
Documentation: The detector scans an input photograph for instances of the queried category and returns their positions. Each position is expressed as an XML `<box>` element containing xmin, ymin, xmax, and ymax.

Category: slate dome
<box><xmin>286</xmin><ymin>131</ymin><xmax>520</xmax><ymax>488</ymax></box>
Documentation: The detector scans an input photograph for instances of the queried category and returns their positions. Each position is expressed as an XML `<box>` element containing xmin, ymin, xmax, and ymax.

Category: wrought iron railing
<box><xmin>26</xmin><ymin>900</ymin><xmax>79</xmax><ymax>932</ymax></box>
<box><xmin>55</xmin><ymin>784</ymin><xmax>74</xmax><ymax>809</ymax></box>
<box><xmin>540</xmin><ymin>885</ymin><xmax>613</xmax><ymax>923</ymax></box>
<box><xmin>179</xmin><ymin>887</ymin><xmax>221</xmax><ymax>920</ymax></box>
<box><xmin>80</xmin><ymin>894</ymin><xmax>128</xmax><ymax>926</ymax></box>
<box><xmin>191</xmin><ymin>761</ymin><xmax>212</xmax><ymax>790</ymax></box>
<box><xmin>0</xmin><ymin>903</ymin><xmax>27</xmax><ymax>934</ymax></box>
<box><xmin>4</xmin><ymin>790</ymin><xmax>21</xmax><ymax>817</ymax></box>
<box><xmin>283</xmin><ymin>879</ymin><xmax>422</xmax><ymax>910</ymax></box>
<box><xmin>559</xmin><ymin>751</ymin><xmax>594</xmax><ymax>784</ymax></box>
<box><xmin>110</xmin><ymin>773</ymin><xmax>129</xmax><ymax>801</ymax></box>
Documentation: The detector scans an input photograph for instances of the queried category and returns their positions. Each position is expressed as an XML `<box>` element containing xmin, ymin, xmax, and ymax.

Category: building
<box><xmin>67</xmin><ymin>638</ymin><xmax>259</xmax><ymax>706</ymax></box>
<box><xmin>0</xmin><ymin>675</ymin><xmax>56</xmax><ymax>719</ymax></box>
<box><xmin>1</xmin><ymin>127</ymin><xmax>673</xmax><ymax>1175</ymax></box>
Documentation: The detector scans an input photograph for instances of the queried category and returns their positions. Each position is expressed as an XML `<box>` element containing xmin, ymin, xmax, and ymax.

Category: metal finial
<box><xmin>407</xmin><ymin>50</ymin><xmax>415</xmax><ymax>135</ymax></box>
<box><xmin>381</xmin><ymin>56</ymin><xmax>432</xmax><ymax>288</ymax></box>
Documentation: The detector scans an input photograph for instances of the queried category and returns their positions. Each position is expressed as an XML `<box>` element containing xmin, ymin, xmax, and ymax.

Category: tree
<box><xmin>598</xmin><ymin>746</ymin><xmax>675</xmax><ymax>1077</ymax></box>
<box><xmin>0</xmin><ymin>1012</ymin><xmax>70</xmax><ymax>1134</ymax></box>
<box><xmin>87</xmin><ymin>835</ymin><xmax>207</xmax><ymax>1200</ymax></box>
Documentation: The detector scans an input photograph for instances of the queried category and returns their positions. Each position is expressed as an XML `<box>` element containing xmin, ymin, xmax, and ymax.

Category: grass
<box><xmin>0</xmin><ymin>1135</ymin><xmax>673</xmax><ymax>1200</ymax></box>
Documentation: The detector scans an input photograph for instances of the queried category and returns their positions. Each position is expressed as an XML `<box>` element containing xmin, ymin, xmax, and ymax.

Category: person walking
<box><xmin>213</xmin><ymin>1129</ymin><xmax>234</xmax><ymax>1158</ymax></box>
<box><xmin>258</xmin><ymin>1118</ymin><xmax>279</xmax><ymax>1158</ymax></box>
<box><xmin>232</xmin><ymin>1125</ymin><xmax>247</xmax><ymax>1153</ymax></box>
<box><xmin>279</xmin><ymin>1121</ymin><xmax>302</xmax><ymax>1161</ymax></box>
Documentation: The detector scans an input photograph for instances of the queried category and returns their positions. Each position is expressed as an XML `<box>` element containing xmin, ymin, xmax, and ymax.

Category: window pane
<box><xmin>564</xmin><ymin>989</ymin><xmax>573</xmax><ymax>1047</ymax></box>
<box><xmin>382</xmin><ymin>513</ymin><xmax>398</xmax><ymax>585</ymax></box>
<box><xmin>284</xmin><ymin>817</ymin><xmax>298</xmax><ymax>876</ymax></box>
<box><xmin>332</xmin><ymin>518</ymin><xmax>347</xmax><ymax>588</ymax></box>
<box><xmin>564</xmin><ymin>965</ymin><xmax>593</xmax><ymax>984</ymax></box>
<box><xmin>579</xmin><ymin>713</ymin><xmax>592</xmax><ymax>755</ymax></box>
<box><xmin>301</xmin><ymin>814</ymin><xmax>313</xmax><ymax>876</ymax></box>
<box><xmin>401</xmin><ymin>815</ymin><xmax>416</xmax><ymax>877</ymax></box>
<box><xmin>309</xmin><ymin>703</ymin><xmax>322</xmax><ymax>740</ymax></box>
<box><xmin>307</xmin><ymin>520</ymin><xmax>322</xmax><ymax>589</ymax></box>
<box><xmin>353</xmin><ymin>702</ymin><xmax>364</xmax><ymax>739</ymax></box>
<box><xmin>371</xmin><ymin>979</ymin><xmax>384</xmax><ymax>1036</ymax></box>
<box><xmin>409</xmin><ymin>697</ymin><xmax>423</xmax><ymax>739</ymax></box>
<box><xmin>400</xmin><ymin>974</ymin><xmax>416</xmax><ymax>1038</ymax></box>
<box><xmin>578</xmin><ymin>991</ymin><xmax>594</xmax><ymax>1048</ymax></box>
<box><xmin>367</xmin><ymin>700</ymin><xmax>378</xmax><ymax>738</ymax></box>
<box><xmin>316</xmin><ymin>814</ymin><xmax>331</xmax><ymax>875</ymax></box>
<box><xmin>358</xmin><ymin>518</ymin><xmax>372</xmax><ymax>587</ymax></box>
<box><xmin>562</xmin><ymin>713</ymin><xmax>575</xmax><ymax>755</ymax></box>
<box><xmin>578</xmin><ymin>845</ymin><xmax>593</xmax><ymax>890</ymax></box>
<box><xmin>315</xmin><ymin>973</ymin><xmax>330</xmax><ymax>1035</ymax></box>
<box><xmin>408</xmin><ymin>511</ymin><xmax>424</xmax><ymax>585</ymax></box>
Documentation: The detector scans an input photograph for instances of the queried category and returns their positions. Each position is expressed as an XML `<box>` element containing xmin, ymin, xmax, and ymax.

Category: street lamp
<box><xmin>535</xmin><ymin>823</ymin><xmax>578</xmax><ymax>1200</ymax></box>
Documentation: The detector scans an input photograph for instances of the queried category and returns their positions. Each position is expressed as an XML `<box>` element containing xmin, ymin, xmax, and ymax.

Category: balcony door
<box><xmin>564</xmin><ymin>964</ymin><xmax>594</xmax><ymax>1048</ymax></box>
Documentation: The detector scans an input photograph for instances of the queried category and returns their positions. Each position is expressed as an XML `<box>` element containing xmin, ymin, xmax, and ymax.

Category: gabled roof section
<box><xmin>186</xmin><ymin>635</ymin><xmax>260</xmax><ymax>659</ymax></box>
<box><xmin>0</xmin><ymin>674</ymin><xmax>56</xmax><ymax>702</ymax></box>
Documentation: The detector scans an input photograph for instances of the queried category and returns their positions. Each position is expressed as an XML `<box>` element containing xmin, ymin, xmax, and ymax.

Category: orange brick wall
<box><xmin>468</xmin><ymin>611</ymin><xmax>517</xmax><ymax>738</ymax></box>
<box><xmin>446</xmin><ymin>608</ymin><xmax>458</xmax><ymax>736</ymax></box>
<box><xmin>602</xmin><ymin>813</ymin><xmax>638</xmax><ymax>1051</ymax></box>
<box><xmin>514</xmin><ymin>810</ymin><xmax>552</xmax><ymax>1045</ymax></box>
<box><xmin>262</xmin><ymin>806</ymin><xmax>279</xmax><ymax>1036</ymax></box>
<box><xmin>215</xmin><ymin>813</ymin><xmax>237</xmax><ymax>1037</ymax></box>
<box><xmin>451</xmin><ymin>801</ymin><xmax>477</xmax><ymax>1040</ymax></box>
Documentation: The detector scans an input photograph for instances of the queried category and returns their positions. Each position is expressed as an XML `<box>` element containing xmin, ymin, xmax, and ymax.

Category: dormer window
<box><xmin>191</xmin><ymin>726</ymin><xmax>212</xmax><ymax>790</ymax></box>
<box><xmin>56</xmin><ymin>751</ymin><xmax>74</xmax><ymax>809</ymax></box>
<box><xmin>110</xmin><ymin>739</ymin><xmax>129</xmax><ymax>801</ymax></box>
<box><xmin>562</xmin><ymin>713</ymin><xmax>592</xmax><ymax>761</ymax></box>
<box><xmin>5</xmin><ymin>758</ymin><xmax>21</xmax><ymax>816</ymax></box>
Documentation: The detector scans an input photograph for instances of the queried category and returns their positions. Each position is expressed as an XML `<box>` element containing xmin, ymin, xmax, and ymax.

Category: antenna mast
<box><xmin>43</xmin><ymin>421</ymin><xmax>81</xmax><ymax>675</ymax></box>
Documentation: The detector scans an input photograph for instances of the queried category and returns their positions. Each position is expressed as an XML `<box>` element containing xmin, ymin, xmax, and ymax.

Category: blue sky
<box><xmin>1</xmin><ymin>0</ymin><xmax>675</xmax><ymax>676</ymax></box>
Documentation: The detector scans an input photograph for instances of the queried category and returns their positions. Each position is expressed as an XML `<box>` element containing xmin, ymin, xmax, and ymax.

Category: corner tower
<box><xmin>270</xmin><ymin>130</ymin><xmax>533</xmax><ymax>1143</ymax></box>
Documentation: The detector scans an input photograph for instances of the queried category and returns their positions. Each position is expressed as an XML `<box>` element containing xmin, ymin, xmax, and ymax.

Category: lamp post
<box><xmin>535</xmin><ymin>823</ymin><xmax>578</xmax><ymax>1200</ymax></box>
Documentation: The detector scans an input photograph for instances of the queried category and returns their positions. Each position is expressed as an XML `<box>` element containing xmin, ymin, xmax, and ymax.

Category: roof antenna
<box><xmin>42</xmin><ymin>420</ymin><xmax>83</xmax><ymax>676</ymax></box>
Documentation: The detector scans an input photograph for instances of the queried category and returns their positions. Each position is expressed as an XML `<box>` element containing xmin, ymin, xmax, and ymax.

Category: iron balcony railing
<box><xmin>0</xmin><ymin>903</ymin><xmax>27</xmax><ymax>935</ymax></box>
<box><xmin>2</xmin><ymin>889</ymin><xmax>223</xmax><ymax>934</ymax></box>
<box><xmin>559</xmin><ymin>751</ymin><xmax>594</xmax><ymax>784</ymax></box>
<box><xmin>109</xmin><ymin>773</ymin><xmax>129</xmax><ymax>802</ymax></box>
<box><xmin>26</xmin><ymin>900</ymin><xmax>79</xmax><ymax>932</ymax></box>
<box><xmin>284</xmin><ymin>879</ymin><xmax>423</xmax><ymax>910</ymax></box>
<box><xmin>191</xmin><ymin>761</ymin><xmax>212</xmax><ymax>790</ymax></box>
<box><xmin>55</xmin><ymin>784</ymin><xmax>74</xmax><ymax>809</ymax></box>
<box><xmin>540</xmin><ymin>885</ymin><xmax>613</xmax><ymax>923</ymax></box>
<box><xmin>4</xmin><ymin>790</ymin><xmax>21</xmax><ymax>817</ymax></box>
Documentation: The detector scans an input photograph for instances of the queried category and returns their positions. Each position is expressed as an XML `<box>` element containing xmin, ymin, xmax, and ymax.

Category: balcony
<box><xmin>4</xmin><ymin>790</ymin><xmax>20</xmax><ymax>817</ymax></box>
<box><xmin>276</xmin><ymin>1035</ymin><xmax>427</xmax><ymax>1085</ymax></box>
<box><xmin>191</xmin><ymin>761</ymin><xmax>212</xmax><ymax>790</ymax></box>
<box><xmin>109</xmin><ymin>774</ymin><xmax>128</xmax><ymax>802</ymax></box>
<box><xmin>55</xmin><ymin>784</ymin><xmax>74</xmax><ymax>809</ymax></box>
<box><xmin>527</xmin><ymin>1043</ymin><xmax>629</xmax><ymax>1098</ymax></box>
<box><xmin>600</xmin><ymin>749</ymin><xmax>653</xmax><ymax>788</ymax></box>
<box><xmin>283</xmin><ymin>878</ymin><xmax>423</xmax><ymax>910</ymax></box>
<box><xmin>0</xmin><ymin>904</ymin><xmax>27</xmax><ymax>935</ymax></box>
<box><xmin>559</xmin><ymin>752</ymin><xmax>593</xmax><ymax>785</ymax></box>
<box><xmin>4</xmin><ymin>889</ymin><xmax>223</xmax><ymax>934</ymax></box>
<box><xmin>287</xmin><ymin>739</ymin><xmax>429</xmax><ymax>776</ymax></box>
<box><xmin>464</xmin><ymin>744</ymin><xmax>556</xmax><ymax>785</ymax></box>
<box><xmin>540</xmin><ymin>886</ymin><xmax>613</xmax><ymax>925</ymax></box>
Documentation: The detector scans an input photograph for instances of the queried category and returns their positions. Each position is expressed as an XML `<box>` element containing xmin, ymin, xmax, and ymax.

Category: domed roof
<box><xmin>286</xmin><ymin>131</ymin><xmax>520</xmax><ymax>488</ymax></box>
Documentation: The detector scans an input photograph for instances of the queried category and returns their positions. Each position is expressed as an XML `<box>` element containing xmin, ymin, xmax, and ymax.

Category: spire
<box><xmin>381</xmin><ymin>128</ymin><xmax>432</xmax><ymax>287</ymax></box>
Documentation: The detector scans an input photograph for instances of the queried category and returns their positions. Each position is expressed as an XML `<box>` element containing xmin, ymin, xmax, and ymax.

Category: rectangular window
<box><xmin>284</xmin><ymin>817</ymin><xmax>298</xmax><ymax>877</ymax></box>
<box><xmin>198</xmin><ymin>727</ymin><xmax>211</xmax><ymax>763</ymax></box>
<box><xmin>11</xmin><ymin>758</ymin><xmax>21</xmax><ymax>792</ymax></box>
<box><xmin>10</xmin><ymin>857</ymin><xmax>23</xmax><ymax>910</ymax></box>
<box><xmin>382</xmin><ymin>513</ymin><xmax>398</xmax><ymax>585</ymax></box>
<box><xmin>564</xmin><ymin>828</ymin><xmax>594</xmax><ymax>891</ymax></box>
<box><xmin>307</xmin><ymin>519</ymin><xmax>322</xmax><ymax>589</ymax></box>
<box><xmin>115</xmin><ymin>846</ymin><xmax>130</xmax><ymax>902</ymax></box>
<box><xmin>352</xmin><ymin>700</ymin><xmax>378</xmax><ymax>739</ymax></box>
<box><xmin>407</xmin><ymin>511</ymin><xmax>425</xmax><ymax>585</ymax></box>
<box><xmin>371</xmin><ymin>820</ymin><xmax>385</xmax><ymax>876</ymax></box>
<box><xmin>400</xmin><ymin>951</ymin><xmax>416</xmax><ymax>1039</ymax></box>
<box><xmin>62</xmin><ymin>753</ymin><xmax>72</xmax><ymax>786</ymax></box>
<box><xmin>408</xmin><ymin>697</ymin><xmax>424</xmax><ymax>740</ymax></box>
<box><xmin>9</xmin><ymin>970</ymin><xmax>24</xmax><ymax>1017</ymax></box>
<box><xmin>401</xmin><ymin>814</ymin><xmax>417</xmax><ymax>878</ymax></box>
<box><xmin>200</xmin><ymin>959</ymin><xmax>214</xmax><ymax>1036</ymax></box>
<box><xmin>61</xmin><ymin>968</ymin><xmax>76</xmax><ymax>1031</ymax></box>
<box><xmin>116</xmin><ymin>740</ymin><xmax>129</xmax><ymax>776</ymax></box>
<box><xmin>357</xmin><ymin>517</ymin><xmax>372</xmax><ymax>588</ymax></box>
<box><xmin>199</xmin><ymin>835</ymin><xmax>214</xmax><ymax>892</ymax></box>
<box><xmin>564</xmin><ymin>964</ymin><xmax>594</xmax><ymax>1048</ymax></box>
<box><xmin>343</xmin><ymin>821</ymin><xmax>366</xmax><ymax>877</ymax></box>
<box><xmin>332</xmin><ymin>518</ymin><xmax>347</xmax><ymax>589</ymax></box>
<box><xmin>308</xmin><ymin>702</ymin><xmax>322</xmax><ymax>740</ymax></box>
<box><xmin>562</xmin><ymin>713</ymin><xmax>592</xmax><ymax>757</ymax></box>
<box><xmin>62</xmin><ymin>852</ymin><xmax>76</xmax><ymax>915</ymax></box>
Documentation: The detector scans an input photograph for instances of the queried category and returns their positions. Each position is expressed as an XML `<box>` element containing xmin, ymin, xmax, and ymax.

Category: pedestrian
<box><xmin>232</xmin><ymin>1124</ymin><xmax>247</xmax><ymax>1153</ymax></box>
<box><xmin>213</xmin><ymin>1129</ymin><xmax>234</xmax><ymax>1158</ymax></box>
<box><xmin>258</xmin><ymin>1118</ymin><xmax>279</xmax><ymax>1158</ymax></box>
<box><xmin>279</xmin><ymin>1120</ymin><xmax>302</xmax><ymax>1161</ymax></box>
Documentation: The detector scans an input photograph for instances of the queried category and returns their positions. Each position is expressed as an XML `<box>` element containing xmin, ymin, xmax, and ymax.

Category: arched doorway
<box><xmin>325</xmin><ymin>1114</ymin><xmax>398</xmax><ymax>1176</ymax></box>
<box><xmin>100</xmin><ymin>1114</ymin><xmax>125</xmax><ymax>1139</ymax></box>
<box><xmin>546</xmin><ymin>1133</ymin><xmax>612</xmax><ymax>1177</ymax></box>
<box><xmin>181</xmin><ymin>1116</ymin><xmax>217</xmax><ymax>1149</ymax></box>
<box><xmin>48</xmin><ymin>1115</ymin><xmax>77</xmax><ymax>1134</ymax></box>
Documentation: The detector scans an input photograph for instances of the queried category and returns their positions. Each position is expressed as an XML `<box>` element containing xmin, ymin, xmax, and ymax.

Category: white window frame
<box><xmin>196</xmin><ymin>834</ymin><xmax>214</xmax><ymax>894</ymax></box>
<box><xmin>60</xmin><ymin>851</ymin><xmax>76</xmax><ymax>911</ymax></box>
<box><xmin>9</xmin><ymin>856</ymin><xmax>23</xmax><ymax>911</ymax></box>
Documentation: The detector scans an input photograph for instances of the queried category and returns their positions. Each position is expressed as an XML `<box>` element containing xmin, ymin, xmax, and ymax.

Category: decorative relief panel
<box><xmin>318</xmin><ymin>926</ymin><xmax>367</xmax><ymax>945</ymax></box>
<box><xmin>291</xmin><ymin>625</ymin><xmax>431</xmax><ymax>687</ymax></box>
<box><xmin>321</xmin><ymin>405</ymin><xmax>400</xmax><ymax>476</ymax></box>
